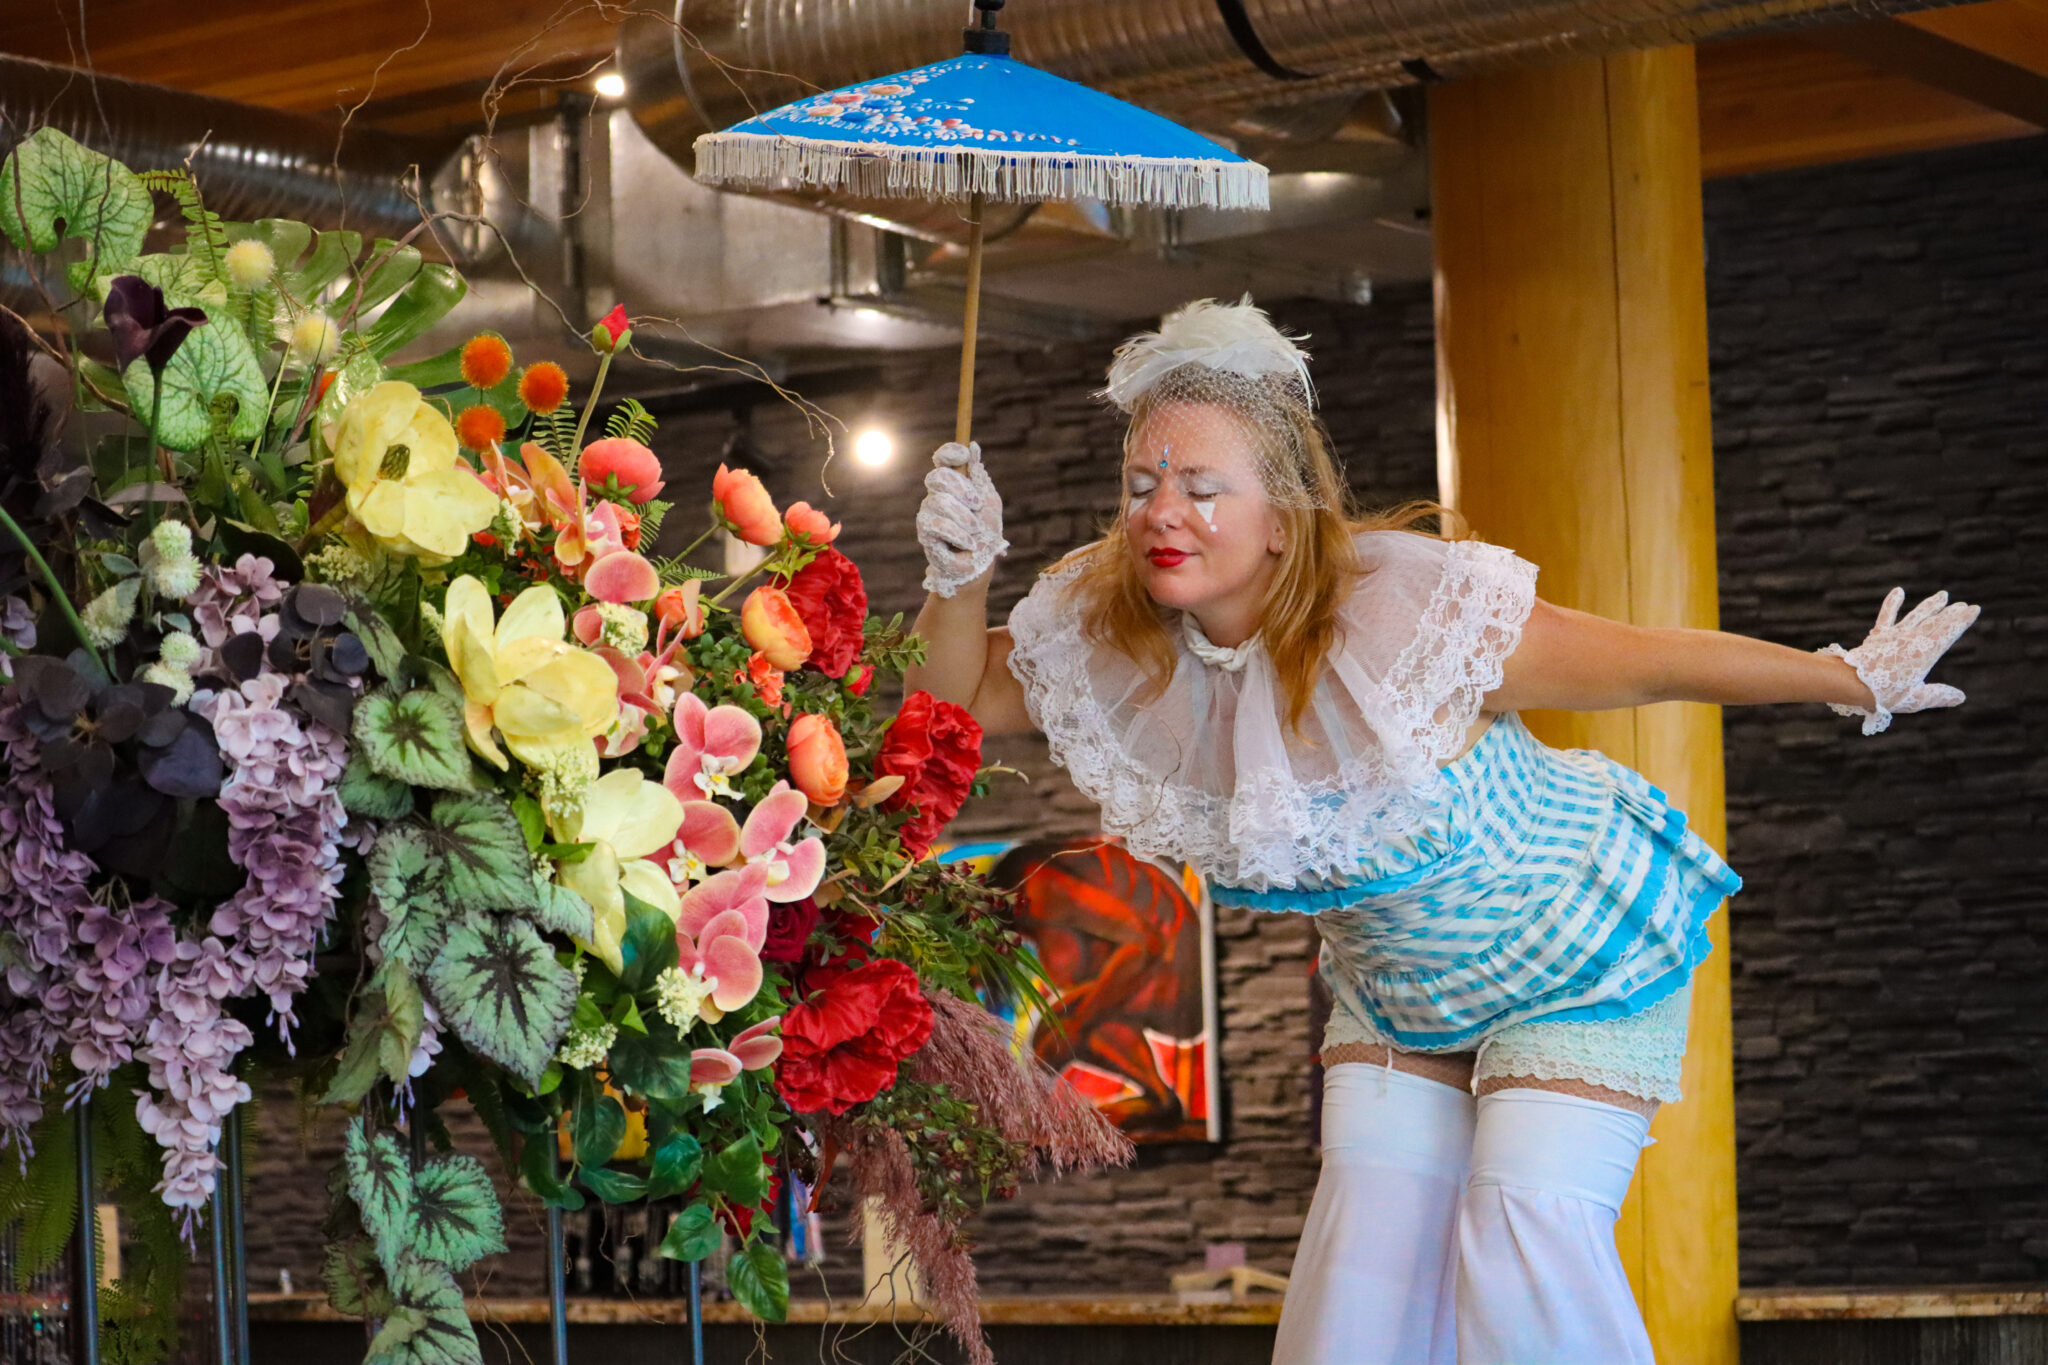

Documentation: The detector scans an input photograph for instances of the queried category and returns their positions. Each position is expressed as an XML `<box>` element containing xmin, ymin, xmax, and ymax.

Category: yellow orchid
<box><xmin>442</xmin><ymin>577</ymin><xmax>619</xmax><ymax>777</ymax></box>
<box><xmin>549</xmin><ymin>768</ymin><xmax>685</xmax><ymax>973</ymax></box>
<box><xmin>331</xmin><ymin>381</ymin><xmax>497</xmax><ymax>564</ymax></box>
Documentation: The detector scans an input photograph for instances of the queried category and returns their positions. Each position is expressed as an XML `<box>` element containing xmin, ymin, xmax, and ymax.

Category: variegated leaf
<box><xmin>344</xmin><ymin>1122</ymin><xmax>415</xmax><ymax>1272</ymax></box>
<box><xmin>367</xmin><ymin>1255</ymin><xmax>481</xmax><ymax>1365</ymax></box>
<box><xmin>420</xmin><ymin>793</ymin><xmax>537</xmax><ymax>913</ymax></box>
<box><xmin>427</xmin><ymin>913</ymin><xmax>576</xmax><ymax>1088</ymax></box>
<box><xmin>340</xmin><ymin>749</ymin><xmax>414</xmax><ymax>820</ymax></box>
<box><xmin>411</xmin><ymin>1155</ymin><xmax>506</xmax><ymax>1272</ymax></box>
<box><xmin>354</xmin><ymin>688</ymin><xmax>474</xmax><ymax>792</ymax></box>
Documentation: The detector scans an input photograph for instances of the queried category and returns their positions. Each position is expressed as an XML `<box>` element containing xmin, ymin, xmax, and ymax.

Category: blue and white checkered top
<box><xmin>1210</xmin><ymin>713</ymin><xmax>1740</xmax><ymax>1050</ymax></box>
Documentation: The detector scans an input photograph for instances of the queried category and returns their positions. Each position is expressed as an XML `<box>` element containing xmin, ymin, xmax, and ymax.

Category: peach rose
<box><xmin>580</xmin><ymin>437</ymin><xmax>665</xmax><ymax>504</ymax></box>
<box><xmin>741</xmin><ymin>586</ymin><xmax>812</xmax><ymax>671</ymax></box>
<box><xmin>783</xmin><ymin>501</ymin><xmax>841</xmax><ymax>546</ymax></box>
<box><xmin>712</xmin><ymin>463</ymin><xmax>781</xmax><ymax>546</ymax></box>
<box><xmin>655</xmin><ymin>582</ymin><xmax>705</xmax><ymax>639</ymax></box>
<box><xmin>785</xmin><ymin>713</ymin><xmax>848</xmax><ymax>806</ymax></box>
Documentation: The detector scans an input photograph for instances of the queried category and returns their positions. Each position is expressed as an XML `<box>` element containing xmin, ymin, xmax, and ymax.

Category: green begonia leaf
<box><xmin>701</xmin><ymin>1135</ymin><xmax>769</xmax><ymax>1207</ymax></box>
<box><xmin>354</xmin><ymin>689</ymin><xmax>474</xmax><ymax>792</ymax></box>
<box><xmin>120</xmin><ymin>305</ymin><xmax>269</xmax><ymax>451</ymax></box>
<box><xmin>726</xmin><ymin>1241</ymin><xmax>790</xmax><ymax>1323</ymax></box>
<box><xmin>340</xmin><ymin>749</ymin><xmax>415</xmax><ymax>820</ymax></box>
<box><xmin>657</xmin><ymin>1202</ymin><xmax>721</xmax><ymax>1263</ymax></box>
<box><xmin>346</xmin><ymin>607</ymin><xmax>408</xmax><ymax>683</ymax></box>
<box><xmin>324</xmin><ymin>1235</ymin><xmax>396</xmax><ymax>1319</ymax></box>
<box><xmin>367</xmin><ymin>1255</ymin><xmax>482</xmax><ymax>1365</ymax></box>
<box><xmin>0</xmin><ymin>129</ymin><xmax>149</xmax><ymax>285</ymax></box>
<box><xmin>411</xmin><ymin>1155</ymin><xmax>507</xmax><ymax>1272</ymax></box>
<box><xmin>526</xmin><ymin>875</ymin><xmax>594</xmax><ymax>941</ymax></box>
<box><xmin>369</xmin><ymin>828</ymin><xmax>453</xmax><ymax>975</ymax></box>
<box><xmin>421</xmin><ymin>793</ymin><xmax>538</xmax><ymax>913</ymax></box>
<box><xmin>604</xmin><ymin>1017</ymin><xmax>695</xmax><ymax>1101</ymax></box>
<box><xmin>344</xmin><ymin>1123</ymin><xmax>416</xmax><ymax>1272</ymax></box>
<box><xmin>645</xmin><ymin>1133</ymin><xmax>703</xmax><ymax>1202</ymax></box>
<box><xmin>323</xmin><ymin>968</ymin><xmax>425</xmax><ymax>1105</ymax></box>
<box><xmin>427</xmin><ymin>913</ymin><xmax>576</xmax><ymax>1088</ymax></box>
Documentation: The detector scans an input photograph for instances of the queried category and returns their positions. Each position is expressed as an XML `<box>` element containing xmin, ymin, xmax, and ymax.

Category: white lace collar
<box><xmin>1004</xmin><ymin>531</ymin><xmax>1538</xmax><ymax>891</ymax></box>
<box><xmin>1182</xmin><ymin>615</ymin><xmax>1258</xmax><ymax>672</ymax></box>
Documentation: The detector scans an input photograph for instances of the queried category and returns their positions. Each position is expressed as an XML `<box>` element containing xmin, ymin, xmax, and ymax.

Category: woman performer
<box><xmin>903</xmin><ymin>298</ymin><xmax>1976</xmax><ymax>1365</ymax></box>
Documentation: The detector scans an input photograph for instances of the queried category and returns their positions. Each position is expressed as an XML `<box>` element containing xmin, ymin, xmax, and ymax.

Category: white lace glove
<box><xmin>918</xmin><ymin>441</ymin><xmax>1007</xmax><ymax>597</ymax></box>
<box><xmin>1817</xmin><ymin>587</ymin><xmax>1979</xmax><ymax>736</ymax></box>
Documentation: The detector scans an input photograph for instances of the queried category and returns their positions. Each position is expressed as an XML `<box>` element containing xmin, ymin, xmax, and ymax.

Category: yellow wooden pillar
<box><xmin>1431</xmin><ymin>48</ymin><xmax>1738</xmax><ymax>1365</ymax></box>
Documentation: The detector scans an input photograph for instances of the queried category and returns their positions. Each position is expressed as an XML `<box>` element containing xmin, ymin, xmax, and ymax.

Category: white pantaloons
<box><xmin>1455</xmin><ymin>1088</ymin><xmax>1655</xmax><ymax>1365</ymax></box>
<box><xmin>1272</xmin><ymin>1065</ymin><xmax>1476</xmax><ymax>1365</ymax></box>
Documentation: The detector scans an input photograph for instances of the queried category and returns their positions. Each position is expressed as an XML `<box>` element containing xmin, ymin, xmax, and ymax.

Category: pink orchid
<box><xmin>729</xmin><ymin>1016</ymin><xmax>783</xmax><ymax>1071</ymax></box>
<box><xmin>739</xmin><ymin>781</ymin><xmax>825</xmax><ymax>904</ymax></box>
<box><xmin>689</xmin><ymin>1048</ymin><xmax>743</xmax><ymax>1087</ymax></box>
<box><xmin>674</xmin><ymin>865</ymin><xmax>769</xmax><ymax>1014</ymax></box>
<box><xmin>664</xmin><ymin>693</ymin><xmax>762</xmax><ymax>803</ymax></box>
<box><xmin>665</xmin><ymin>799</ymin><xmax>742</xmax><ymax>889</ymax></box>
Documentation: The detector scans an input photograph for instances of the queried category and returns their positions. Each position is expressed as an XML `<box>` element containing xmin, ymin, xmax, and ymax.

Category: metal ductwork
<box><xmin>0</xmin><ymin>55</ymin><xmax>471</xmax><ymax>254</ymax></box>
<box><xmin>621</xmin><ymin>0</ymin><xmax>1961</xmax><ymax>160</ymax></box>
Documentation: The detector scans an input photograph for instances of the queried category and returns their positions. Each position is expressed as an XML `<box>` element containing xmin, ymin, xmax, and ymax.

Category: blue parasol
<box><xmin>694</xmin><ymin>0</ymin><xmax>1269</xmax><ymax>442</ymax></box>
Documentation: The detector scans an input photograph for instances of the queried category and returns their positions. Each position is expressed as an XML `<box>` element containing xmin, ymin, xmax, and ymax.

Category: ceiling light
<box><xmin>595</xmin><ymin>72</ymin><xmax>627</xmax><ymax>99</ymax></box>
<box><xmin>854</xmin><ymin>429</ymin><xmax>894</xmax><ymax>468</ymax></box>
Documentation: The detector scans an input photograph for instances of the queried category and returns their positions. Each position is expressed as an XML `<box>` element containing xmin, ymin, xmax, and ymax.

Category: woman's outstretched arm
<box><xmin>903</xmin><ymin>442</ymin><xmax>1035</xmax><ymax>736</ymax></box>
<box><xmin>1486</xmin><ymin>589</ymin><xmax>1978</xmax><ymax>728</ymax></box>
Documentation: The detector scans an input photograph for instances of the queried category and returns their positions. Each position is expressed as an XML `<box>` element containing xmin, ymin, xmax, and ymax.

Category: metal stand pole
<box><xmin>208</xmin><ymin>1175</ymin><xmax>233</xmax><ymax>1365</ymax></box>
<box><xmin>74</xmin><ymin>1097</ymin><xmax>100</xmax><ymax>1365</ymax></box>
<box><xmin>227</xmin><ymin>1114</ymin><xmax>250</xmax><ymax>1365</ymax></box>
<box><xmin>546</xmin><ymin>1145</ymin><xmax>569</xmax><ymax>1365</ymax></box>
<box><xmin>688</xmin><ymin>1259</ymin><xmax>705</xmax><ymax>1365</ymax></box>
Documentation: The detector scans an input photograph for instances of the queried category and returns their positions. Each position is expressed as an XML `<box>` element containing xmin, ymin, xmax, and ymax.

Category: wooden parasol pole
<box><xmin>954</xmin><ymin>191</ymin><xmax>986</xmax><ymax>444</ymax></box>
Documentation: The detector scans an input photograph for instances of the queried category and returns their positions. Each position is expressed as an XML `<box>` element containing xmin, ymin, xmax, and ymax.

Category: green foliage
<box><xmin>700</xmin><ymin>1134</ymin><xmax>769</xmax><ymax>1206</ymax></box>
<box><xmin>569</xmin><ymin>1080</ymin><xmax>626</xmax><ymax>1169</ymax></box>
<box><xmin>645</xmin><ymin>1132</ymin><xmax>704</xmax><ymax>1201</ymax></box>
<box><xmin>345</xmin><ymin>1123</ymin><xmax>416</xmax><ymax>1269</ymax></box>
<box><xmin>324</xmin><ymin>1236</ymin><xmax>395</xmax><ymax>1319</ymax></box>
<box><xmin>361</xmin><ymin>265</ymin><xmax>468</xmax><ymax>359</ymax></box>
<box><xmin>657</xmin><ymin>1202</ymin><xmax>721</xmax><ymax>1262</ymax></box>
<box><xmin>368</xmin><ymin>828</ymin><xmax>453</xmax><ymax>975</ymax></box>
<box><xmin>862</xmin><ymin>612</ymin><xmax>928</xmax><ymax>678</ymax></box>
<box><xmin>345</xmin><ymin>607</ymin><xmax>409</xmax><ymax>683</ymax></box>
<box><xmin>340</xmin><ymin>750</ymin><xmax>415</xmax><ymax>820</ymax></box>
<box><xmin>324</xmin><ymin>964</ymin><xmax>427</xmax><ymax>1104</ymax></box>
<box><xmin>0</xmin><ymin>1104</ymin><xmax>78</xmax><ymax>1286</ymax></box>
<box><xmin>524</xmin><ymin>875</ymin><xmax>594</xmax><ymax>940</ymax></box>
<box><xmin>366</xmin><ymin>1254</ymin><xmax>480</xmax><ymax>1365</ymax></box>
<box><xmin>409</xmin><ymin>1156</ymin><xmax>506</xmax><ymax>1272</ymax></box>
<box><xmin>616</xmin><ymin>890</ymin><xmax>679</xmax><ymax>994</ymax></box>
<box><xmin>136</xmin><ymin>170</ymin><xmax>230</xmax><ymax>289</ymax></box>
<box><xmin>602</xmin><ymin>397</ymin><xmax>659</xmax><ymax>445</ymax></box>
<box><xmin>427</xmin><ymin>913</ymin><xmax>577</xmax><ymax>1087</ymax></box>
<box><xmin>0</xmin><ymin>128</ymin><xmax>150</xmax><ymax>290</ymax></box>
<box><xmin>121</xmin><ymin>308</ymin><xmax>270</xmax><ymax>450</ymax></box>
<box><xmin>354</xmin><ymin>689</ymin><xmax>475</xmax><ymax>792</ymax></box>
<box><xmin>726</xmin><ymin>1241</ymin><xmax>790</xmax><ymax>1323</ymax></box>
<box><xmin>603</xmin><ymin>1016</ymin><xmax>695</xmax><ymax>1101</ymax></box>
<box><xmin>418</xmin><ymin>793</ymin><xmax>538</xmax><ymax>913</ymax></box>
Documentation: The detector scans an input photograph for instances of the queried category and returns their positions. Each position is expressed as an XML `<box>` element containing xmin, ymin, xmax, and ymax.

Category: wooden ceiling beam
<box><xmin>1802</xmin><ymin>7</ymin><xmax>2048</xmax><ymax>127</ymax></box>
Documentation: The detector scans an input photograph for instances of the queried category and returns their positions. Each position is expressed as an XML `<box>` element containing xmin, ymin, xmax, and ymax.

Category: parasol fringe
<box><xmin>695</xmin><ymin>133</ymin><xmax>1269</xmax><ymax>211</ymax></box>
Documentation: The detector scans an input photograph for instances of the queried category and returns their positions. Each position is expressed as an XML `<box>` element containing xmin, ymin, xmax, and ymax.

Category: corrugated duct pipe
<box><xmin>0</xmin><ymin>55</ymin><xmax>467</xmax><ymax>254</ymax></box>
<box><xmin>621</xmin><ymin>0</ymin><xmax>1963</xmax><ymax>158</ymax></box>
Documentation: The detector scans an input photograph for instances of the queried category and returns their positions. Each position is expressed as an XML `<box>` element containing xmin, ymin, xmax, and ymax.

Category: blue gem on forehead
<box><xmin>1158</xmin><ymin>444</ymin><xmax>1170</xmax><ymax>471</ymax></box>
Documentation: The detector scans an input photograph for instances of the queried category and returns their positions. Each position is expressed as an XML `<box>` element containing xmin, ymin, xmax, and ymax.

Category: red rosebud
<box><xmin>592</xmin><ymin>303</ymin><xmax>633</xmax><ymax>353</ymax></box>
<box><xmin>761</xmin><ymin>897</ymin><xmax>820</xmax><ymax>964</ymax></box>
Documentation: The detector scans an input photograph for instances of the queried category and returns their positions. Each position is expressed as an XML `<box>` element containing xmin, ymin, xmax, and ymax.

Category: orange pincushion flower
<box><xmin>519</xmin><ymin>362</ymin><xmax>570</xmax><ymax>415</ymax></box>
<box><xmin>454</xmin><ymin>404</ymin><xmax>507</xmax><ymax>452</ymax></box>
<box><xmin>460</xmin><ymin>334</ymin><xmax>513</xmax><ymax>390</ymax></box>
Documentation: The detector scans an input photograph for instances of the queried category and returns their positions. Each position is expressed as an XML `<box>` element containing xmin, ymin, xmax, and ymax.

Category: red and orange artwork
<box><xmin>977</xmin><ymin>838</ymin><xmax>1222</xmax><ymax>1142</ymax></box>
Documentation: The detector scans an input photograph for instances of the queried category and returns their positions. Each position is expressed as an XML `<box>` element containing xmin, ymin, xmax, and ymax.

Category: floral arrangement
<box><xmin>0</xmin><ymin>128</ymin><xmax>1124</xmax><ymax>1365</ymax></box>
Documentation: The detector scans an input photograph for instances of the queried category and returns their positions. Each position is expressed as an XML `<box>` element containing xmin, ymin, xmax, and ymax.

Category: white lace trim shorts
<box><xmin>1322</xmin><ymin>981</ymin><xmax>1693</xmax><ymax>1103</ymax></box>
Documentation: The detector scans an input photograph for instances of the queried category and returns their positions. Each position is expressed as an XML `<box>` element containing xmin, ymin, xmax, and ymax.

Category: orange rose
<box><xmin>783</xmin><ymin>501</ymin><xmax>841</xmax><ymax>546</ymax></box>
<box><xmin>786</xmin><ymin>713</ymin><xmax>848</xmax><ymax>806</ymax></box>
<box><xmin>740</xmin><ymin>586</ymin><xmax>812</xmax><ymax>671</ymax></box>
<box><xmin>654</xmin><ymin>582</ymin><xmax>704</xmax><ymax>639</ymax></box>
<box><xmin>712</xmin><ymin>464</ymin><xmax>781</xmax><ymax>546</ymax></box>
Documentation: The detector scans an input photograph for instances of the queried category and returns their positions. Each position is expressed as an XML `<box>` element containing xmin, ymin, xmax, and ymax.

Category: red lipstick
<box><xmin>1147</xmin><ymin>548</ymin><xmax>1188</xmax><ymax>567</ymax></box>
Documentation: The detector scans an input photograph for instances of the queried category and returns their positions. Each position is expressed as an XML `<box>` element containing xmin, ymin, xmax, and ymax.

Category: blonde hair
<box><xmin>1058</xmin><ymin>394</ymin><xmax>1454</xmax><ymax>733</ymax></box>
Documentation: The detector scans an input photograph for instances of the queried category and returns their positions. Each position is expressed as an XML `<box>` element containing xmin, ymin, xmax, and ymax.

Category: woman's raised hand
<box><xmin>918</xmin><ymin>441</ymin><xmax>1008</xmax><ymax>597</ymax></box>
<box><xmin>1819</xmin><ymin>587</ymin><xmax>1980</xmax><ymax>735</ymax></box>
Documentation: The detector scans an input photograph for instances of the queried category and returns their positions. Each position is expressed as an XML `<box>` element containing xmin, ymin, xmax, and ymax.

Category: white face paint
<box><xmin>1192</xmin><ymin>500</ymin><xmax>1218</xmax><ymax>531</ymax></box>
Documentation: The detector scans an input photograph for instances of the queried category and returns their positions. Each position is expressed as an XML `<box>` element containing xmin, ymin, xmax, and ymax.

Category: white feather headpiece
<box><xmin>1101</xmin><ymin>296</ymin><xmax>1314</xmax><ymax>413</ymax></box>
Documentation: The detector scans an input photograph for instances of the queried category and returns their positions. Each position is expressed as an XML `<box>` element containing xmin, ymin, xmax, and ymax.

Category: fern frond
<box><xmin>138</xmin><ymin>170</ymin><xmax>230</xmax><ymax>287</ymax></box>
<box><xmin>602</xmin><ymin>397</ymin><xmax>658</xmax><ymax>445</ymax></box>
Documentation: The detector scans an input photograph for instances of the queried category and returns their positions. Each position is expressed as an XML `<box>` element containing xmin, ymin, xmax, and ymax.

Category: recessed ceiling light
<box><xmin>854</xmin><ymin>429</ymin><xmax>894</xmax><ymax>468</ymax></box>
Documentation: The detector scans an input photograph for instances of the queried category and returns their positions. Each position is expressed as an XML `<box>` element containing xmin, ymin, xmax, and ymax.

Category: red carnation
<box><xmin>874</xmin><ymin>691</ymin><xmax>982</xmax><ymax>858</ymax></box>
<box><xmin>782</xmin><ymin>547</ymin><xmax>868</xmax><ymax>679</ymax></box>
<box><xmin>775</xmin><ymin>959</ymin><xmax>935</xmax><ymax>1116</ymax></box>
